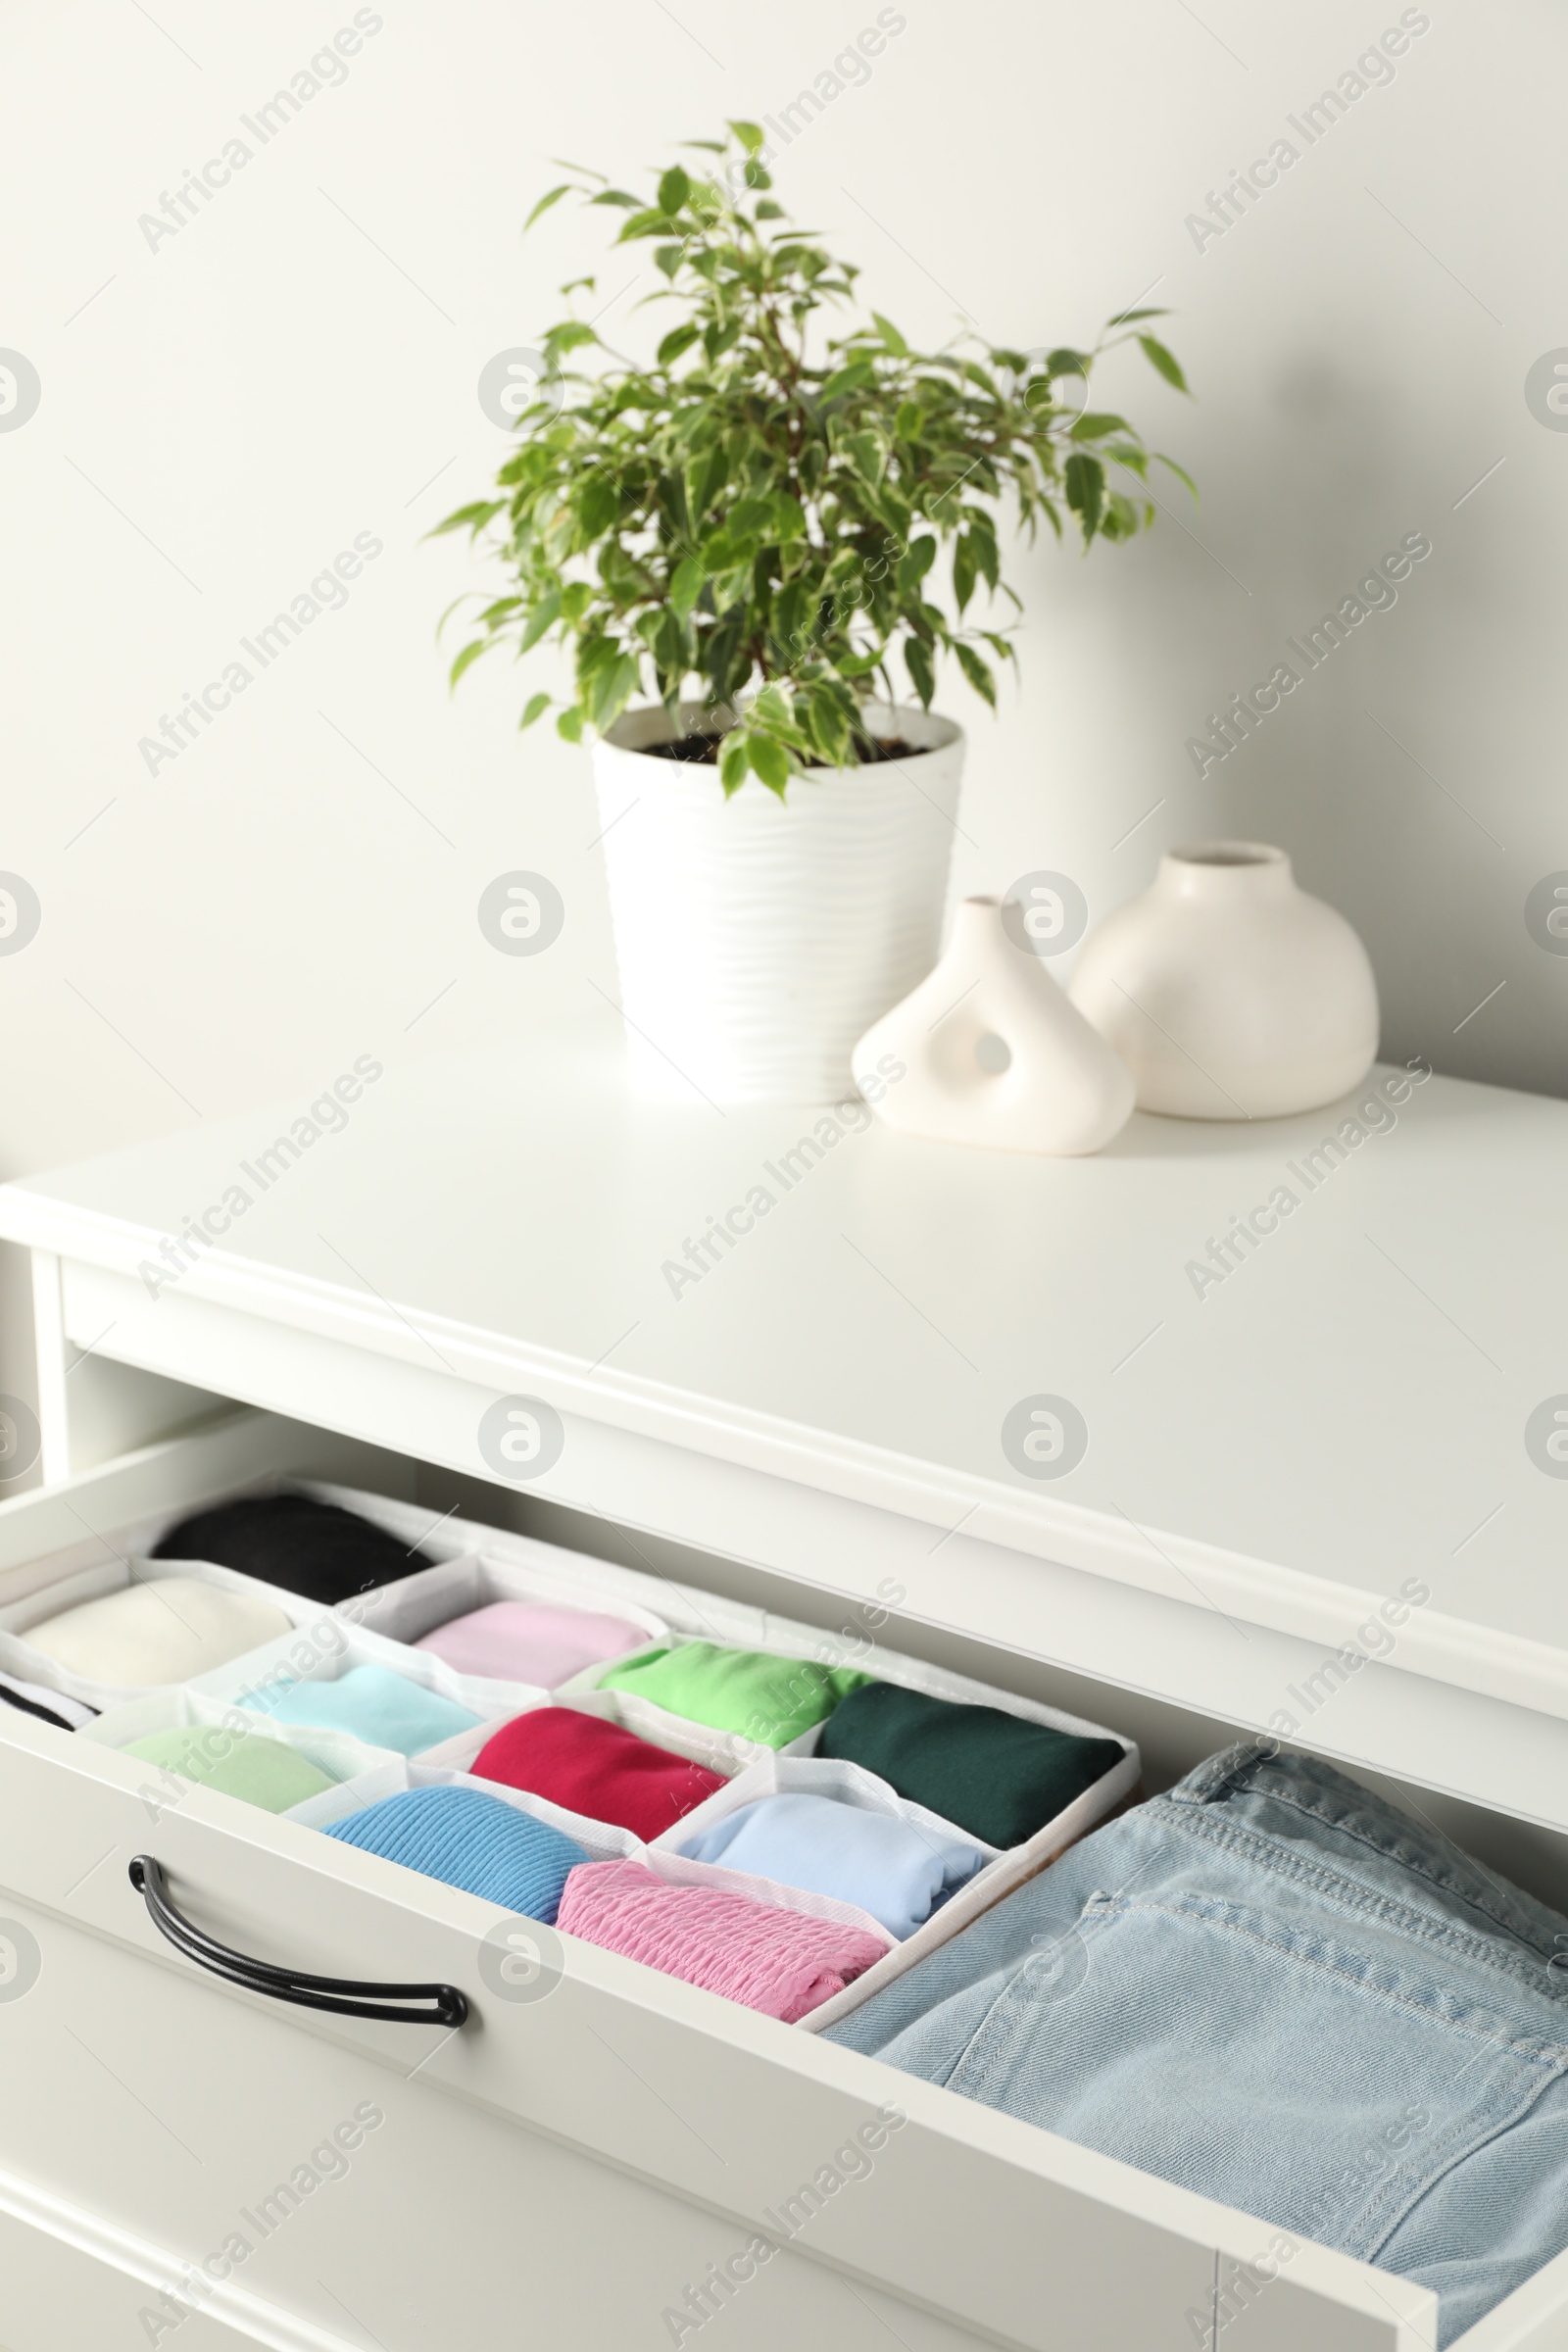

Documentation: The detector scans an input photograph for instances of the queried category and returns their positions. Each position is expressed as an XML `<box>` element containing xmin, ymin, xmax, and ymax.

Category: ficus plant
<box><xmin>434</xmin><ymin>122</ymin><xmax>1193</xmax><ymax>798</ymax></box>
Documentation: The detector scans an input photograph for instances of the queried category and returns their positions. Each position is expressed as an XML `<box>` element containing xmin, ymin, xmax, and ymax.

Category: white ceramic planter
<box><xmin>1068</xmin><ymin>842</ymin><xmax>1379</xmax><ymax>1119</ymax></box>
<box><xmin>592</xmin><ymin>700</ymin><xmax>963</xmax><ymax>1103</ymax></box>
<box><xmin>855</xmin><ymin>896</ymin><xmax>1135</xmax><ymax>1156</ymax></box>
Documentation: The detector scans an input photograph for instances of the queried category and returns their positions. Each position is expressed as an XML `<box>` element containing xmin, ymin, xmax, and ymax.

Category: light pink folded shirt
<box><xmin>414</xmin><ymin>1598</ymin><xmax>650</xmax><ymax>1688</ymax></box>
<box><xmin>556</xmin><ymin>1858</ymin><xmax>889</xmax><ymax>2022</ymax></box>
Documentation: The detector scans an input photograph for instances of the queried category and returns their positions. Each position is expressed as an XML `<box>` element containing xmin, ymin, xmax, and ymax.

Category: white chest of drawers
<box><xmin>1</xmin><ymin>1028</ymin><xmax>1565</xmax><ymax>2352</ymax></box>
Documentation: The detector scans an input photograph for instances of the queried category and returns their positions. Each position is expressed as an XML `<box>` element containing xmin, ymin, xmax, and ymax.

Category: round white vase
<box><xmin>1068</xmin><ymin>842</ymin><xmax>1379</xmax><ymax>1119</ymax></box>
<box><xmin>591</xmin><ymin>700</ymin><xmax>963</xmax><ymax>1104</ymax></box>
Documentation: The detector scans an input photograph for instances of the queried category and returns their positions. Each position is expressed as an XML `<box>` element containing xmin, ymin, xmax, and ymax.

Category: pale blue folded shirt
<box><xmin>680</xmin><ymin>1791</ymin><xmax>988</xmax><ymax>1939</ymax></box>
<box><xmin>237</xmin><ymin>1664</ymin><xmax>480</xmax><ymax>1757</ymax></box>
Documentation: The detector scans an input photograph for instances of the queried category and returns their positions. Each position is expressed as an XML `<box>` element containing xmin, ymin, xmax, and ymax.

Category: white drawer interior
<box><xmin>0</xmin><ymin>1408</ymin><xmax>1562</xmax><ymax>2352</ymax></box>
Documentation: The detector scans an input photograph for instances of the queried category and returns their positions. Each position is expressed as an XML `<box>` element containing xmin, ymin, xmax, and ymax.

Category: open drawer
<box><xmin>0</xmin><ymin>1408</ymin><xmax>1563</xmax><ymax>2352</ymax></box>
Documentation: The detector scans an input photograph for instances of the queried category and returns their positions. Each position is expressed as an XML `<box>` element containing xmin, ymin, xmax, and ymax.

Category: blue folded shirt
<box><xmin>325</xmin><ymin>1785</ymin><xmax>588</xmax><ymax>1921</ymax></box>
<box><xmin>680</xmin><ymin>1790</ymin><xmax>988</xmax><ymax>1940</ymax></box>
<box><xmin>236</xmin><ymin>1663</ymin><xmax>480</xmax><ymax>1757</ymax></box>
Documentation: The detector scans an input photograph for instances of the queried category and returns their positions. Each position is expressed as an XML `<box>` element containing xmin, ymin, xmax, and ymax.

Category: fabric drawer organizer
<box><xmin>32</xmin><ymin>1471</ymin><xmax>1139</xmax><ymax>2029</ymax></box>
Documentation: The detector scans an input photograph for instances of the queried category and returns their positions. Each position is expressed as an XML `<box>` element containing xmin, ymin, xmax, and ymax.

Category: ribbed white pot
<box><xmin>592</xmin><ymin>701</ymin><xmax>964</xmax><ymax>1103</ymax></box>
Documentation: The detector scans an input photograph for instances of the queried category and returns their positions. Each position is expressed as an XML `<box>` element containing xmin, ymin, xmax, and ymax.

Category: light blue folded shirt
<box><xmin>236</xmin><ymin>1663</ymin><xmax>480</xmax><ymax>1758</ymax></box>
<box><xmin>679</xmin><ymin>1791</ymin><xmax>988</xmax><ymax>1940</ymax></box>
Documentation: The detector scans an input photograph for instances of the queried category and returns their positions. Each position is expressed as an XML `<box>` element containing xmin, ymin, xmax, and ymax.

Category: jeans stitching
<box><xmin>1150</xmin><ymin>1800</ymin><xmax>1566</xmax><ymax>2008</ymax></box>
<box><xmin>1240</xmin><ymin>1772</ymin><xmax>1561</xmax><ymax>1962</ymax></box>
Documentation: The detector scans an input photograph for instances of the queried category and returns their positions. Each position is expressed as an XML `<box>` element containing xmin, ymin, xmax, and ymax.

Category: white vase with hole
<box><xmin>1068</xmin><ymin>841</ymin><xmax>1379</xmax><ymax>1119</ymax></box>
<box><xmin>853</xmin><ymin>895</ymin><xmax>1136</xmax><ymax>1155</ymax></box>
<box><xmin>593</xmin><ymin>701</ymin><xmax>964</xmax><ymax>1105</ymax></box>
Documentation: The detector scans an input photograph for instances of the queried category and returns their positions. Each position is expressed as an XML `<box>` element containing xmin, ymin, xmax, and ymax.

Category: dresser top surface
<box><xmin>3</xmin><ymin>1021</ymin><xmax>1564</xmax><ymax>1671</ymax></box>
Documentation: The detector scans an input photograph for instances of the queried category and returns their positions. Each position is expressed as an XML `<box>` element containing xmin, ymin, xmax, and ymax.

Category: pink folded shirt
<box><xmin>416</xmin><ymin>1599</ymin><xmax>649</xmax><ymax>1688</ymax></box>
<box><xmin>556</xmin><ymin>1858</ymin><xmax>888</xmax><ymax>2023</ymax></box>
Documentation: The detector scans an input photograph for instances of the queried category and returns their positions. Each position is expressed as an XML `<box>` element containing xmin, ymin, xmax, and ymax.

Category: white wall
<box><xmin>1</xmin><ymin>0</ymin><xmax>1563</xmax><ymax>1438</ymax></box>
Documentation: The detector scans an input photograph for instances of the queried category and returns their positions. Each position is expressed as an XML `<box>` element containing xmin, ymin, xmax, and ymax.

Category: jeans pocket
<box><xmin>944</xmin><ymin>1886</ymin><xmax>1567</xmax><ymax>2266</ymax></box>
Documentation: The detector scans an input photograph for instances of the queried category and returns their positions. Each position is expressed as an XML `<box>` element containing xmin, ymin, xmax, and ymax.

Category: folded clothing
<box><xmin>153</xmin><ymin>1493</ymin><xmax>428</xmax><ymax>1607</ymax></box>
<box><xmin>122</xmin><ymin>1724</ymin><xmax>334</xmax><ymax>1813</ymax></box>
<box><xmin>236</xmin><ymin>1663</ymin><xmax>480</xmax><ymax>1757</ymax></box>
<box><xmin>0</xmin><ymin>1668</ymin><xmax>97</xmax><ymax>1732</ymax></box>
<box><xmin>325</xmin><ymin>1785</ymin><xmax>587</xmax><ymax>1920</ymax></box>
<box><xmin>416</xmin><ymin>1598</ymin><xmax>649</xmax><ymax>1688</ymax></box>
<box><xmin>680</xmin><ymin>1792</ymin><xmax>988</xmax><ymax>1941</ymax></box>
<box><xmin>825</xmin><ymin>1742</ymin><xmax>1568</xmax><ymax>2347</ymax></box>
<box><xmin>558</xmin><ymin>1858</ymin><xmax>887</xmax><ymax>2022</ymax></box>
<box><xmin>24</xmin><ymin>1578</ymin><xmax>291</xmax><ymax>1688</ymax></box>
<box><xmin>596</xmin><ymin>1642</ymin><xmax>871</xmax><ymax>1749</ymax></box>
<box><xmin>472</xmin><ymin>1707</ymin><xmax>725</xmax><ymax>1841</ymax></box>
<box><xmin>818</xmin><ymin>1682</ymin><xmax>1123</xmax><ymax>1850</ymax></box>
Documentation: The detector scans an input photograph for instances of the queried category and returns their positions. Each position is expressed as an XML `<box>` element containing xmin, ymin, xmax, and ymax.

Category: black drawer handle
<box><xmin>129</xmin><ymin>1857</ymin><xmax>468</xmax><ymax>2028</ymax></box>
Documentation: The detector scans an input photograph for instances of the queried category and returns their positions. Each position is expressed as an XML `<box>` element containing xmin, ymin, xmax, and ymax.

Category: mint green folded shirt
<box><xmin>235</xmin><ymin>1664</ymin><xmax>480</xmax><ymax>1758</ymax></box>
<box><xmin>596</xmin><ymin>1642</ymin><xmax>872</xmax><ymax>1748</ymax></box>
<box><xmin>122</xmin><ymin>1724</ymin><xmax>334</xmax><ymax>1813</ymax></box>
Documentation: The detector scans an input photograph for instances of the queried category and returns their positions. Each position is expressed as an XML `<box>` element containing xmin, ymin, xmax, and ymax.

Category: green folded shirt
<box><xmin>122</xmin><ymin>1724</ymin><xmax>335</xmax><ymax>1814</ymax></box>
<box><xmin>817</xmin><ymin>1681</ymin><xmax>1124</xmax><ymax>1849</ymax></box>
<box><xmin>597</xmin><ymin>1642</ymin><xmax>872</xmax><ymax>1748</ymax></box>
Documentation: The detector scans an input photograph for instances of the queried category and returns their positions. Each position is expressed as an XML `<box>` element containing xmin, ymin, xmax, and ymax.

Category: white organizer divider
<box><xmin>0</xmin><ymin>1558</ymin><xmax>339</xmax><ymax>1714</ymax></box>
<box><xmin>400</xmin><ymin>1753</ymin><xmax>897</xmax><ymax>1957</ymax></box>
<box><xmin>74</xmin><ymin>1686</ymin><xmax>405</xmax><ymax>1830</ymax></box>
<box><xmin>560</xmin><ymin>1630</ymin><xmax>1141</xmax><ymax>2031</ymax></box>
<box><xmin>338</xmin><ymin>1547</ymin><xmax>669</xmax><ymax>1711</ymax></box>
<box><xmin>178</xmin><ymin>1622</ymin><xmax>517</xmax><ymax>1754</ymax></box>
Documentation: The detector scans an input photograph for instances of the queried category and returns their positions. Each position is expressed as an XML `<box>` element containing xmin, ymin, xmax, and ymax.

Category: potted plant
<box><xmin>436</xmin><ymin>122</ymin><xmax>1191</xmax><ymax>1104</ymax></box>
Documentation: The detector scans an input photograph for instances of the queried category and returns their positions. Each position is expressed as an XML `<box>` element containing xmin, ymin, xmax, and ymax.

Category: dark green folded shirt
<box><xmin>818</xmin><ymin>1681</ymin><xmax>1124</xmax><ymax>1849</ymax></box>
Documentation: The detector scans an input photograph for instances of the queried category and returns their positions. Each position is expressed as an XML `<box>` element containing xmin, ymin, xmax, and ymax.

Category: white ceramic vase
<box><xmin>854</xmin><ymin>895</ymin><xmax>1135</xmax><ymax>1156</ymax></box>
<box><xmin>1068</xmin><ymin>842</ymin><xmax>1379</xmax><ymax>1119</ymax></box>
<box><xmin>592</xmin><ymin>701</ymin><xmax>963</xmax><ymax>1104</ymax></box>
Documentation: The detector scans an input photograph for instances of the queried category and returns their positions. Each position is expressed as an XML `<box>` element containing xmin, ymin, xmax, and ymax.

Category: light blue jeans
<box><xmin>824</xmin><ymin>1742</ymin><xmax>1568</xmax><ymax>2344</ymax></box>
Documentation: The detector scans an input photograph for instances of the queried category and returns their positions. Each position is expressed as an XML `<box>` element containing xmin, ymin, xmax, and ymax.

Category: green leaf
<box><xmin>658</xmin><ymin>165</ymin><xmax>691</xmax><ymax>217</ymax></box>
<box><xmin>816</xmin><ymin>360</ymin><xmax>875</xmax><ymax>405</ymax></box>
<box><xmin>871</xmin><ymin>311</ymin><xmax>908</xmax><ymax>357</ymax></box>
<box><xmin>518</xmin><ymin>591</ymin><xmax>563</xmax><ymax>653</ymax></box>
<box><xmin>1064</xmin><ymin>452</ymin><xmax>1105</xmax><ymax>540</ymax></box>
<box><xmin>519</xmin><ymin>691</ymin><xmax>552</xmax><ymax>730</ymax></box>
<box><xmin>655</xmin><ymin>243</ymin><xmax>684</xmax><ymax>279</ymax></box>
<box><xmin>897</xmin><ymin>536</ymin><xmax>937</xmax><ymax>593</ymax></box>
<box><xmin>669</xmin><ymin>556</ymin><xmax>707</xmax><ymax>620</ymax></box>
<box><xmin>448</xmin><ymin>639</ymin><xmax>493</xmax><ymax>691</ymax></box>
<box><xmin>556</xmin><ymin>705</ymin><xmax>585</xmax><ymax>743</ymax></box>
<box><xmin>841</xmin><ymin>430</ymin><xmax>884</xmax><ymax>486</ymax></box>
<box><xmin>953</xmin><ymin>532</ymin><xmax>977</xmax><ymax>615</ymax></box>
<box><xmin>657</xmin><ymin>321</ymin><xmax>701</xmax><ymax>367</ymax></box>
<box><xmin>728</xmin><ymin>120</ymin><xmax>765</xmax><ymax>156</ymax></box>
<box><xmin>1068</xmin><ymin>412</ymin><xmax>1129</xmax><ymax>441</ymax></box>
<box><xmin>545</xmin><ymin>319</ymin><xmax>597</xmax><ymax>356</ymax></box>
<box><xmin>426</xmin><ymin>500</ymin><xmax>503</xmax><ymax>541</ymax></box>
<box><xmin>524</xmin><ymin>183</ymin><xmax>572</xmax><ymax>231</ymax></box>
<box><xmin>1156</xmin><ymin>450</ymin><xmax>1199</xmax><ymax>498</ymax></box>
<box><xmin>750</xmin><ymin>733</ymin><xmax>791</xmax><ymax>797</ymax></box>
<box><xmin>1137</xmin><ymin>333</ymin><xmax>1189</xmax><ymax>392</ymax></box>
<box><xmin>755</xmin><ymin>200</ymin><xmax>785</xmax><ymax>220</ymax></box>
<box><xmin>587</xmin><ymin>189</ymin><xmax>641</xmax><ymax>210</ymax></box>
<box><xmin>955</xmin><ymin>641</ymin><xmax>996</xmax><ymax>709</ymax></box>
<box><xmin>1105</xmin><ymin>305</ymin><xmax>1168</xmax><ymax>324</ymax></box>
<box><xmin>719</xmin><ymin>734</ymin><xmax>750</xmax><ymax>795</ymax></box>
<box><xmin>905</xmin><ymin>636</ymin><xmax>935</xmax><ymax>709</ymax></box>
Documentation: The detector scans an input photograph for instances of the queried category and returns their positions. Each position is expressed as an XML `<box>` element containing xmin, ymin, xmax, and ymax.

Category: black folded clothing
<box><xmin>151</xmin><ymin>1493</ymin><xmax>429</xmax><ymax>1607</ymax></box>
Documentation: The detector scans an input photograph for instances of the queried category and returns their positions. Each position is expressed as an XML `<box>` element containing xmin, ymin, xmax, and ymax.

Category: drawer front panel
<box><xmin>0</xmin><ymin>1714</ymin><xmax>1421</xmax><ymax>2352</ymax></box>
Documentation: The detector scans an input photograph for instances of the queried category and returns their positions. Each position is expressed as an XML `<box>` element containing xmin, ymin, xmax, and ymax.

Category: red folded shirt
<box><xmin>471</xmin><ymin>1707</ymin><xmax>727</xmax><ymax>1842</ymax></box>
